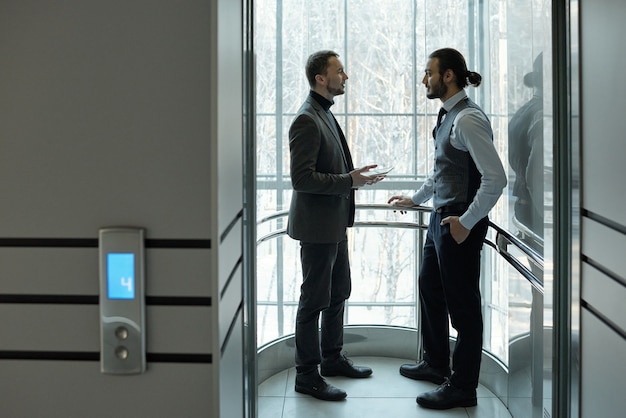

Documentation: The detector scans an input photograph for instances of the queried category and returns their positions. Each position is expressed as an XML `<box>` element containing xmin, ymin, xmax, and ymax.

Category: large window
<box><xmin>255</xmin><ymin>0</ymin><xmax>552</xmax><ymax>369</ymax></box>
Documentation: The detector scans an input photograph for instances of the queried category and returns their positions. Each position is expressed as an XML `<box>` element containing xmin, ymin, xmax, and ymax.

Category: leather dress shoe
<box><xmin>399</xmin><ymin>360</ymin><xmax>451</xmax><ymax>384</ymax></box>
<box><xmin>295</xmin><ymin>371</ymin><xmax>347</xmax><ymax>401</ymax></box>
<box><xmin>320</xmin><ymin>354</ymin><xmax>373</xmax><ymax>378</ymax></box>
<box><xmin>416</xmin><ymin>379</ymin><xmax>477</xmax><ymax>410</ymax></box>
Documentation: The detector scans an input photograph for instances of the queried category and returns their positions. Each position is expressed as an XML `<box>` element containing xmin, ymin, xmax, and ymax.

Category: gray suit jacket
<box><xmin>287</xmin><ymin>94</ymin><xmax>355</xmax><ymax>243</ymax></box>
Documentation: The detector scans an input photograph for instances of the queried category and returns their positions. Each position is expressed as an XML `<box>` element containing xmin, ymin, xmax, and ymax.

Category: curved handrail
<box><xmin>257</xmin><ymin>204</ymin><xmax>429</xmax><ymax>244</ymax></box>
<box><xmin>257</xmin><ymin>203</ymin><xmax>544</xmax><ymax>293</ymax></box>
<box><xmin>487</xmin><ymin>222</ymin><xmax>544</xmax><ymax>292</ymax></box>
<box><xmin>488</xmin><ymin>221</ymin><xmax>543</xmax><ymax>269</ymax></box>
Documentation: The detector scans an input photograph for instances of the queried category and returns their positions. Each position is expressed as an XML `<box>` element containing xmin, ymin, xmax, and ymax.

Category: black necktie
<box><xmin>433</xmin><ymin>107</ymin><xmax>448</xmax><ymax>139</ymax></box>
<box><xmin>436</xmin><ymin>107</ymin><xmax>448</xmax><ymax>129</ymax></box>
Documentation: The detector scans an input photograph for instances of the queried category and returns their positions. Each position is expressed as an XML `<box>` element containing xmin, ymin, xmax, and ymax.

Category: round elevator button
<box><xmin>115</xmin><ymin>326</ymin><xmax>129</xmax><ymax>340</ymax></box>
<box><xmin>115</xmin><ymin>346</ymin><xmax>129</xmax><ymax>360</ymax></box>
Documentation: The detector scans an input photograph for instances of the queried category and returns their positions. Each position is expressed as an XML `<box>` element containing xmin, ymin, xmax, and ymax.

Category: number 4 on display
<box><xmin>121</xmin><ymin>276</ymin><xmax>133</xmax><ymax>293</ymax></box>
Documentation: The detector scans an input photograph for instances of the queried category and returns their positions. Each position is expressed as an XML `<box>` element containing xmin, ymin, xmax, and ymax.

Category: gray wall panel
<box><xmin>580</xmin><ymin>0</ymin><xmax>626</xmax><ymax>227</ymax></box>
<box><xmin>218</xmin><ymin>219</ymin><xmax>242</xmax><ymax>293</ymax></box>
<box><xmin>220</xmin><ymin>313</ymin><xmax>244</xmax><ymax>418</ymax></box>
<box><xmin>581</xmin><ymin>263</ymin><xmax>626</xmax><ymax>333</ymax></box>
<box><xmin>147</xmin><ymin>305</ymin><xmax>212</xmax><ymax>354</ymax></box>
<box><xmin>0</xmin><ymin>0</ymin><xmax>213</xmax><ymax>239</ymax></box>
<box><xmin>0</xmin><ymin>0</ymin><xmax>244</xmax><ymax>416</ymax></box>
<box><xmin>211</xmin><ymin>0</ymin><xmax>245</xmax><ymax>414</ymax></box>
<box><xmin>146</xmin><ymin>249</ymin><xmax>212</xmax><ymax>297</ymax></box>
<box><xmin>0</xmin><ymin>248</ymin><xmax>98</xmax><ymax>295</ymax></box>
<box><xmin>581</xmin><ymin>217</ymin><xmax>626</xmax><ymax>279</ymax></box>
<box><xmin>580</xmin><ymin>311</ymin><xmax>626</xmax><ymax>418</ymax></box>
<box><xmin>0</xmin><ymin>248</ymin><xmax>212</xmax><ymax>297</ymax></box>
<box><xmin>0</xmin><ymin>361</ymin><xmax>213</xmax><ymax>418</ymax></box>
<box><xmin>215</xmin><ymin>0</ymin><xmax>244</xmax><ymax>235</ymax></box>
<box><xmin>0</xmin><ymin>304</ymin><xmax>98</xmax><ymax>352</ymax></box>
<box><xmin>219</xmin><ymin>263</ymin><xmax>243</xmax><ymax>347</ymax></box>
<box><xmin>0</xmin><ymin>305</ymin><xmax>212</xmax><ymax>354</ymax></box>
<box><xmin>579</xmin><ymin>1</ymin><xmax>626</xmax><ymax>415</ymax></box>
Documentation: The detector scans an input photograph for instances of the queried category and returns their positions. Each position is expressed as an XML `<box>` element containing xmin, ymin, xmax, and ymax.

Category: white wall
<box><xmin>0</xmin><ymin>1</ymin><xmax>244</xmax><ymax>417</ymax></box>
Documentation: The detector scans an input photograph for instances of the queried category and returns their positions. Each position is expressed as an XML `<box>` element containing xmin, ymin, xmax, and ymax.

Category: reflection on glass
<box><xmin>509</xmin><ymin>53</ymin><xmax>544</xmax><ymax>250</ymax></box>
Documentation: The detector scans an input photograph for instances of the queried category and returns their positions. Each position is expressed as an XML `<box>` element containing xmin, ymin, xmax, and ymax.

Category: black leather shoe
<box><xmin>295</xmin><ymin>372</ymin><xmax>347</xmax><ymax>401</ymax></box>
<box><xmin>416</xmin><ymin>379</ymin><xmax>477</xmax><ymax>409</ymax></box>
<box><xmin>399</xmin><ymin>360</ymin><xmax>450</xmax><ymax>384</ymax></box>
<box><xmin>320</xmin><ymin>354</ymin><xmax>373</xmax><ymax>378</ymax></box>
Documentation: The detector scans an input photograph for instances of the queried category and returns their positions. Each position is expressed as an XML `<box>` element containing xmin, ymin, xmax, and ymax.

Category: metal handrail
<box><xmin>486</xmin><ymin>222</ymin><xmax>544</xmax><ymax>292</ymax></box>
<box><xmin>257</xmin><ymin>204</ymin><xmax>429</xmax><ymax>243</ymax></box>
<box><xmin>257</xmin><ymin>204</ymin><xmax>544</xmax><ymax>293</ymax></box>
<box><xmin>256</xmin><ymin>204</ymin><xmax>545</xmax><ymax>365</ymax></box>
<box><xmin>489</xmin><ymin>221</ymin><xmax>544</xmax><ymax>269</ymax></box>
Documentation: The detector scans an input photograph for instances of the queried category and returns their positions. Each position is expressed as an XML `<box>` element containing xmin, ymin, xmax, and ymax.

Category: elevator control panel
<box><xmin>99</xmin><ymin>227</ymin><xmax>146</xmax><ymax>374</ymax></box>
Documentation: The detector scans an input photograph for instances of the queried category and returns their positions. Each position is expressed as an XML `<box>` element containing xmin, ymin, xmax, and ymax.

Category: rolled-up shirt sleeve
<box><xmin>411</xmin><ymin>174</ymin><xmax>434</xmax><ymax>205</ymax></box>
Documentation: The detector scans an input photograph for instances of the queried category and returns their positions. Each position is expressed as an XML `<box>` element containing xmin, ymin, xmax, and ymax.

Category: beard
<box><xmin>327</xmin><ymin>84</ymin><xmax>345</xmax><ymax>96</ymax></box>
<box><xmin>426</xmin><ymin>78</ymin><xmax>447</xmax><ymax>99</ymax></box>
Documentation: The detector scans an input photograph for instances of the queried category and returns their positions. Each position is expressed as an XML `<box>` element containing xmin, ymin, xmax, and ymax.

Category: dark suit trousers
<box><xmin>419</xmin><ymin>212</ymin><xmax>489</xmax><ymax>389</ymax></box>
<box><xmin>295</xmin><ymin>238</ymin><xmax>352</xmax><ymax>374</ymax></box>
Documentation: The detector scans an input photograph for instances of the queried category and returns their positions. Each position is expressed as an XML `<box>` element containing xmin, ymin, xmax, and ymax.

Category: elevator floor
<box><xmin>258</xmin><ymin>356</ymin><xmax>512</xmax><ymax>418</ymax></box>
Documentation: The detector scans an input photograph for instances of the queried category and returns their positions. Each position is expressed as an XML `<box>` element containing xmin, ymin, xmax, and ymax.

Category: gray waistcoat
<box><xmin>432</xmin><ymin>98</ymin><xmax>488</xmax><ymax>210</ymax></box>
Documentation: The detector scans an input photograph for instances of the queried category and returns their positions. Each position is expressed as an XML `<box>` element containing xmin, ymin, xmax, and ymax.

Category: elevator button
<box><xmin>115</xmin><ymin>346</ymin><xmax>129</xmax><ymax>360</ymax></box>
<box><xmin>115</xmin><ymin>326</ymin><xmax>129</xmax><ymax>340</ymax></box>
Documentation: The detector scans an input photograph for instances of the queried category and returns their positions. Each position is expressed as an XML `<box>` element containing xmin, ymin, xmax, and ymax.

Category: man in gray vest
<box><xmin>388</xmin><ymin>48</ymin><xmax>507</xmax><ymax>410</ymax></box>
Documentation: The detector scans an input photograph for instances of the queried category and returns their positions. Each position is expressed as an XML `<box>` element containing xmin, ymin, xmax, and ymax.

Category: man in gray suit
<box><xmin>288</xmin><ymin>50</ymin><xmax>381</xmax><ymax>401</ymax></box>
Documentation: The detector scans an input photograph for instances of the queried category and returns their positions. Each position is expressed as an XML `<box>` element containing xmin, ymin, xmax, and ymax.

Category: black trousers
<box><xmin>295</xmin><ymin>237</ymin><xmax>352</xmax><ymax>374</ymax></box>
<box><xmin>420</xmin><ymin>212</ymin><xmax>489</xmax><ymax>389</ymax></box>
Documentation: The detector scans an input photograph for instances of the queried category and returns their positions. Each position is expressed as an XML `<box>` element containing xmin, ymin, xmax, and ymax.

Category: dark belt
<box><xmin>435</xmin><ymin>203</ymin><xmax>468</xmax><ymax>214</ymax></box>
